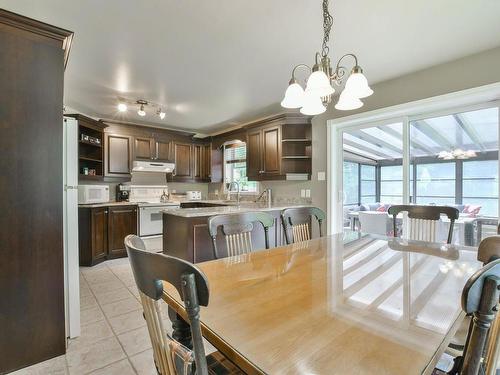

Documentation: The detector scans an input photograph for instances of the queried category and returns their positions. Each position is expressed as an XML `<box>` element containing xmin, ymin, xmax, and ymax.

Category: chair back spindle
<box><xmin>388</xmin><ymin>205</ymin><xmax>459</xmax><ymax>244</ymax></box>
<box><xmin>281</xmin><ymin>207</ymin><xmax>326</xmax><ymax>245</ymax></box>
<box><xmin>207</xmin><ymin>212</ymin><xmax>274</xmax><ymax>259</ymax></box>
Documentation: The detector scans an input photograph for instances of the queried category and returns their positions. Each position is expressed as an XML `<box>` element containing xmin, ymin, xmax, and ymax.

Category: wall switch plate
<box><xmin>301</xmin><ymin>189</ymin><xmax>306</xmax><ymax>198</ymax></box>
<box><xmin>318</xmin><ymin>171</ymin><xmax>326</xmax><ymax>181</ymax></box>
<box><xmin>305</xmin><ymin>189</ymin><xmax>311</xmax><ymax>198</ymax></box>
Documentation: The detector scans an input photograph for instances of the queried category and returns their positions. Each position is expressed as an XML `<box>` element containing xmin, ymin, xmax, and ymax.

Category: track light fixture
<box><xmin>116</xmin><ymin>98</ymin><xmax>167</xmax><ymax>120</ymax></box>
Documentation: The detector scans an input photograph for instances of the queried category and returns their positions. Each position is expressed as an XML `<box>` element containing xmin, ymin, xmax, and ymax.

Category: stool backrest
<box><xmin>281</xmin><ymin>207</ymin><xmax>325</xmax><ymax>244</ymax></box>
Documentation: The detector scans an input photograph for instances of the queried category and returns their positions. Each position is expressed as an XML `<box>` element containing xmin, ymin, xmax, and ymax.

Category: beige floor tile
<box><xmin>85</xmin><ymin>270</ymin><xmax>120</xmax><ymax>285</ymax></box>
<box><xmin>79</xmin><ymin>284</ymin><xmax>92</xmax><ymax>298</ymax></box>
<box><xmin>94</xmin><ymin>287</ymin><xmax>134</xmax><ymax>306</ymax></box>
<box><xmin>108</xmin><ymin>309</ymin><xmax>147</xmax><ymax>335</ymax></box>
<box><xmin>127</xmin><ymin>285</ymin><xmax>141</xmax><ymax>300</ymax></box>
<box><xmin>129</xmin><ymin>349</ymin><xmax>156</xmax><ymax>375</ymax></box>
<box><xmin>89</xmin><ymin>279</ymin><xmax>125</xmax><ymax>294</ymax></box>
<box><xmin>67</xmin><ymin>320</ymin><xmax>114</xmax><ymax>352</ymax></box>
<box><xmin>80</xmin><ymin>295</ymin><xmax>98</xmax><ymax>310</ymax></box>
<box><xmin>66</xmin><ymin>336</ymin><xmax>125</xmax><ymax>375</ymax></box>
<box><xmin>79</xmin><ymin>263</ymin><xmax>109</xmax><ymax>275</ymax></box>
<box><xmin>9</xmin><ymin>355</ymin><xmax>68</xmax><ymax>375</ymax></box>
<box><xmin>101</xmin><ymin>297</ymin><xmax>141</xmax><ymax>319</ymax></box>
<box><xmin>80</xmin><ymin>306</ymin><xmax>105</xmax><ymax>325</ymax></box>
<box><xmin>117</xmin><ymin>326</ymin><xmax>152</xmax><ymax>356</ymax></box>
<box><xmin>120</xmin><ymin>275</ymin><xmax>137</xmax><ymax>287</ymax></box>
<box><xmin>87</xmin><ymin>359</ymin><xmax>135</xmax><ymax>375</ymax></box>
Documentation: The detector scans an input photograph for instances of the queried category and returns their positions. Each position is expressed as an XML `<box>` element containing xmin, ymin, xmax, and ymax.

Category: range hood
<box><xmin>132</xmin><ymin>160</ymin><xmax>175</xmax><ymax>173</ymax></box>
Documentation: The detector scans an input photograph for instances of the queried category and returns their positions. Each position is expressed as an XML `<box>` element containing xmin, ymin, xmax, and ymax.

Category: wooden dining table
<box><xmin>162</xmin><ymin>230</ymin><xmax>481</xmax><ymax>374</ymax></box>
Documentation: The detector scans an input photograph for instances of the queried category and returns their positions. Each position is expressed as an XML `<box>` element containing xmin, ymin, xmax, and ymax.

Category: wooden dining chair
<box><xmin>281</xmin><ymin>207</ymin><xmax>325</xmax><ymax>244</ymax></box>
<box><xmin>207</xmin><ymin>212</ymin><xmax>275</xmax><ymax>259</ymax></box>
<box><xmin>124</xmin><ymin>235</ymin><xmax>243</xmax><ymax>375</ymax></box>
<box><xmin>444</xmin><ymin>259</ymin><xmax>500</xmax><ymax>375</ymax></box>
<box><xmin>387</xmin><ymin>205</ymin><xmax>459</xmax><ymax>244</ymax></box>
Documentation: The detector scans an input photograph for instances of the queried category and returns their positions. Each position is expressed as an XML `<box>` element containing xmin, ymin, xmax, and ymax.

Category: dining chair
<box><xmin>281</xmin><ymin>206</ymin><xmax>325</xmax><ymax>244</ymax></box>
<box><xmin>447</xmin><ymin>259</ymin><xmax>500</xmax><ymax>375</ymax></box>
<box><xmin>124</xmin><ymin>235</ymin><xmax>243</xmax><ymax>375</ymax></box>
<box><xmin>387</xmin><ymin>205</ymin><xmax>459</xmax><ymax>244</ymax></box>
<box><xmin>207</xmin><ymin>212</ymin><xmax>275</xmax><ymax>259</ymax></box>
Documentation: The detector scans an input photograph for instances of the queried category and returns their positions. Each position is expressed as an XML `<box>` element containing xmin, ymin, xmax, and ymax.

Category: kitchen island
<box><xmin>162</xmin><ymin>201</ymin><xmax>312</xmax><ymax>262</ymax></box>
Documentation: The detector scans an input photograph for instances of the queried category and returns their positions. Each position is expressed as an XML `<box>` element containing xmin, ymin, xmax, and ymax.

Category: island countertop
<box><xmin>161</xmin><ymin>202</ymin><xmax>312</xmax><ymax>218</ymax></box>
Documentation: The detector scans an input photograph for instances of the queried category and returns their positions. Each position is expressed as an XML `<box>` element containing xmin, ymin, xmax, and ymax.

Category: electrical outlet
<box><xmin>305</xmin><ymin>189</ymin><xmax>311</xmax><ymax>198</ymax></box>
<box><xmin>300</xmin><ymin>189</ymin><xmax>306</xmax><ymax>198</ymax></box>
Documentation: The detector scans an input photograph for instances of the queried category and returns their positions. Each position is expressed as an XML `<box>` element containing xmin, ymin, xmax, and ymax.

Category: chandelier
<box><xmin>281</xmin><ymin>0</ymin><xmax>373</xmax><ymax>115</ymax></box>
<box><xmin>438</xmin><ymin>149</ymin><xmax>477</xmax><ymax>160</ymax></box>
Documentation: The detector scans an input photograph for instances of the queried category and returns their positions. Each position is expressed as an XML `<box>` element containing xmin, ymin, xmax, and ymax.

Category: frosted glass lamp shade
<box><xmin>345</xmin><ymin>71</ymin><xmax>373</xmax><ymax>99</ymax></box>
<box><xmin>305</xmin><ymin>70</ymin><xmax>334</xmax><ymax>97</ymax></box>
<box><xmin>335</xmin><ymin>90</ymin><xmax>363</xmax><ymax>111</ymax></box>
<box><xmin>281</xmin><ymin>82</ymin><xmax>305</xmax><ymax>109</ymax></box>
<box><xmin>300</xmin><ymin>90</ymin><xmax>326</xmax><ymax>116</ymax></box>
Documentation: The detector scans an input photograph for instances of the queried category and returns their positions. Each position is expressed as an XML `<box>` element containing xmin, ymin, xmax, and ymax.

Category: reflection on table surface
<box><xmin>163</xmin><ymin>230</ymin><xmax>481</xmax><ymax>375</ymax></box>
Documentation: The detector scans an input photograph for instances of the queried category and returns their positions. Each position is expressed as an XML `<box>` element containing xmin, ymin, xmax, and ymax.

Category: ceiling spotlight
<box><xmin>136</xmin><ymin>100</ymin><xmax>147</xmax><ymax>117</ymax></box>
<box><xmin>157</xmin><ymin>109</ymin><xmax>166</xmax><ymax>120</ymax></box>
<box><xmin>117</xmin><ymin>103</ymin><xmax>127</xmax><ymax>112</ymax></box>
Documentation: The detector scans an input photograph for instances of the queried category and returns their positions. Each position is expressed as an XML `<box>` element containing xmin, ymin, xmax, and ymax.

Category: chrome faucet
<box><xmin>227</xmin><ymin>181</ymin><xmax>240</xmax><ymax>205</ymax></box>
<box><xmin>255</xmin><ymin>188</ymin><xmax>272</xmax><ymax>208</ymax></box>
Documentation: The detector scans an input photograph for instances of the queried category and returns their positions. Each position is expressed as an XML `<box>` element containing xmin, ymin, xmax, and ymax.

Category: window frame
<box><xmin>222</xmin><ymin>140</ymin><xmax>259</xmax><ymax>195</ymax></box>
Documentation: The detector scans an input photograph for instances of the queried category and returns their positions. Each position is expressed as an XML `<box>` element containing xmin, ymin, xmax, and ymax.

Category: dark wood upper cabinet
<box><xmin>134</xmin><ymin>137</ymin><xmax>154</xmax><ymax>160</ymax></box>
<box><xmin>155</xmin><ymin>139</ymin><xmax>171</xmax><ymax>161</ymax></box>
<box><xmin>172</xmin><ymin>142</ymin><xmax>193</xmax><ymax>179</ymax></box>
<box><xmin>107</xmin><ymin>206</ymin><xmax>137</xmax><ymax>259</ymax></box>
<box><xmin>203</xmin><ymin>143</ymin><xmax>212</xmax><ymax>181</ymax></box>
<box><xmin>262</xmin><ymin>126</ymin><xmax>281</xmax><ymax>176</ymax></box>
<box><xmin>192</xmin><ymin>144</ymin><xmax>203</xmax><ymax>179</ymax></box>
<box><xmin>0</xmin><ymin>9</ymin><xmax>73</xmax><ymax>373</ymax></box>
<box><xmin>247</xmin><ymin>129</ymin><xmax>262</xmax><ymax>180</ymax></box>
<box><xmin>106</xmin><ymin>134</ymin><xmax>131</xmax><ymax>176</ymax></box>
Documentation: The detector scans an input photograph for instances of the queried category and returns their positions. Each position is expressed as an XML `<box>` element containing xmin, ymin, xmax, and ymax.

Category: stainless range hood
<box><xmin>132</xmin><ymin>160</ymin><xmax>175</xmax><ymax>173</ymax></box>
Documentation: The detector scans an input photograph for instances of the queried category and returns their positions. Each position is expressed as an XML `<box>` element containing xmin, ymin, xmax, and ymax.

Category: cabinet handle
<box><xmin>104</xmin><ymin>210</ymin><xmax>108</xmax><ymax>214</ymax></box>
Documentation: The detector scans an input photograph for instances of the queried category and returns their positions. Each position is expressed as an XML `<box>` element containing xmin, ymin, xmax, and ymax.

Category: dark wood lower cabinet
<box><xmin>107</xmin><ymin>206</ymin><xmax>137</xmax><ymax>258</ymax></box>
<box><xmin>79</xmin><ymin>205</ymin><xmax>137</xmax><ymax>266</ymax></box>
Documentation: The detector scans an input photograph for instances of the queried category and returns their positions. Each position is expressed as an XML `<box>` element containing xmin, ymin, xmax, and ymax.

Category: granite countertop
<box><xmin>78</xmin><ymin>201</ymin><xmax>139</xmax><ymax>208</ymax></box>
<box><xmin>162</xmin><ymin>202</ymin><xmax>313</xmax><ymax>218</ymax></box>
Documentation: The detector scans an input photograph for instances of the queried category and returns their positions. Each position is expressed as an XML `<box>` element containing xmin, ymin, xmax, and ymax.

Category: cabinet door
<box><xmin>107</xmin><ymin>206</ymin><xmax>137</xmax><ymax>258</ymax></box>
<box><xmin>155</xmin><ymin>139</ymin><xmax>171</xmax><ymax>161</ymax></box>
<box><xmin>192</xmin><ymin>144</ymin><xmax>203</xmax><ymax>179</ymax></box>
<box><xmin>262</xmin><ymin>126</ymin><xmax>281</xmax><ymax>176</ymax></box>
<box><xmin>173</xmin><ymin>142</ymin><xmax>192</xmax><ymax>179</ymax></box>
<box><xmin>91</xmin><ymin>207</ymin><xmax>108</xmax><ymax>262</ymax></box>
<box><xmin>246</xmin><ymin>129</ymin><xmax>262</xmax><ymax>180</ymax></box>
<box><xmin>203</xmin><ymin>144</ymin><xmax>212</xmax><ymax>181</ymax></box>
<box><xmin>134</xmin><ymin>137</ymin><xmax>154</xmax><ymax>160</ymax></box>
<box><xmin>106</xmin><ymin>134</ymin><xmax>131</xmax><ymax>176</ymax></box>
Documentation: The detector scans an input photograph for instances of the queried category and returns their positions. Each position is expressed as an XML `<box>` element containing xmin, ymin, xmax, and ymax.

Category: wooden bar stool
<box><xmin>281</xmin><ymin>207</ymin><xmax>325</xmax><ymax>244</ymax></box>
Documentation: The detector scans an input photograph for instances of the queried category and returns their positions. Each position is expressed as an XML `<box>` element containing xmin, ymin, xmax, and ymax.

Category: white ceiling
<box><xmin>2</xmin><ymin>0</ymin><xmax>500</xmax><ymax>133</ymax></box>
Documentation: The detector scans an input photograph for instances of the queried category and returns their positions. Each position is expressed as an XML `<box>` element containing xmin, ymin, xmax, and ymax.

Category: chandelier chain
<box><xmin>321</xmin><ymin>0</ymin><xmax>333</xmax><ymax>58</ymax></box>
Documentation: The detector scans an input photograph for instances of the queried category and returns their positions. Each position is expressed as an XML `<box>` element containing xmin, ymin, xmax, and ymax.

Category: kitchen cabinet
<box><xmin>105</xmin><ymin>134</ymin><xmax>132</xmax><ymax>177</ymax></box>
<box><xmin>172</xmin><ymin>142</ymin><xmax>193</xmax><ymax>180</ymax></box>
<box><xmin>107</xmin><ymin>206</ymin><xmax>137</xmax><ymax>258</ymax></box>
<box><xmin>192</xmin><ymin>144</ymin><xmax>203</xmax><ymax>179</ymax></box>
<box><xmin>155</xmin><ymin>138</ymin><xmax>171</xmax><ymax>161</ymax></box>
<box><xmin>246</xmin><ymin>125</ymin><xmax>281</xmax><ymax>180</ymax></box>
<box><xmin>78</xmin><ymin>205</ymin><xmax>137</xmax><ymax>266</ymax></box>
<box><xmin>203</xmin><ymin>143</ymin><xmax>212</xmax><ymax>181</ymax></box>
<box><xmin>134</xmin><ymin>137</ymin><xmax>154</xmax><ymax>160</ymax></box>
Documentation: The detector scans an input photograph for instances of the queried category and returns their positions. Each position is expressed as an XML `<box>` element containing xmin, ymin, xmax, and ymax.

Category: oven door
<box><xmin>139</xmin><ymin>206</ymin><xmax>164</xmax><ymax>237</ymax></box>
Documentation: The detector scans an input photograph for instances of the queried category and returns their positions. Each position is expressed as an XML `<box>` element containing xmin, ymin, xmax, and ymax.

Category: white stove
<box><xmin>127</xmin><ymin>185</ymin><xmax>180</xmax><ymax>239</ymax></box>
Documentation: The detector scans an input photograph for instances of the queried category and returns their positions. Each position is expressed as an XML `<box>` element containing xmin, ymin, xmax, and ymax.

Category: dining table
<box><xmin>162</xmin><ymin>230</ymin><xmax>482</xmax><ymax>375</ymax></box>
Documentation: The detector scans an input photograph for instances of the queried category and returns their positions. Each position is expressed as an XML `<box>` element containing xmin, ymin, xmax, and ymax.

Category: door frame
<box><xmin>327</xmin><ymin>82</ymin><xmax>500</xmax><ymax>234</ymax></box>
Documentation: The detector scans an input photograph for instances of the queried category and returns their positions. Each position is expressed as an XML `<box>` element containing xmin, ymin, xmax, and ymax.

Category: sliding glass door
<box><xmin>338</xmin><ymin>103</ymin><xmax>499</xmax><ymax>245</ymax></box>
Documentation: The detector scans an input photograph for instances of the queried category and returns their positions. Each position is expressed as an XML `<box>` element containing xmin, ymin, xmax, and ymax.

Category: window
<box><xmin>343</xmin><ymin>161</ymin><xmax>359</xmax><ymax>205</ymax></box>
<box><xmin>415</xmin><ymin>162</ymin><xmax>456</xmax><ymax>205</ymax></box>
<box><xmin>380</xmin><ymin>165</ymin><xmax>403</xmax><ymax>204</ymax></box>
<box><xmin>463</xmin><ymin>160</ymin><xmax>498</xmax><ymax>217</ymax></box>
<box><xmin>360</xmin><ymin>165</ymin><xmax>376</xmax><ymax>203</ymax></box>
<box><xmin>224</xmin><ymin>142</ymin><xmax>258</xmax><ymax>193</ymax></box>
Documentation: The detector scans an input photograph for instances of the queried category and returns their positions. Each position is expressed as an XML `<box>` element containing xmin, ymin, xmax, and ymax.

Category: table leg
<box><xmin>168</xmin><ymin>306</ymin><xmax>192</xmax><ymax>349</ymax></box>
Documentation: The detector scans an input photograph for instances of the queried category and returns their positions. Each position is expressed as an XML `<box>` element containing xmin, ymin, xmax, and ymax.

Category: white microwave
<box><xmin>78</xmin><ymin>185</ymin><xmax>110</xmax><ymax>204</ymax></box>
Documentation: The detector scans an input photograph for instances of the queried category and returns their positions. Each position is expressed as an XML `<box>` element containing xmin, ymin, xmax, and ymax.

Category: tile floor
<box><xmin>11</xmin><ymin>257</ymin><xmax>213</xmax><ymax>375</ymax></box>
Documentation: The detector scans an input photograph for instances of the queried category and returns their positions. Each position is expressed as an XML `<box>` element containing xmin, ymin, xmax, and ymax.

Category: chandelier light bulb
<box><xmin>300</xmin><ymin>89</ymin><xmax>326</xmax><ymax>116</ymax></box>
<box><xmin>117</xmin><ymin>103</ymin><xmax>127</xmax><ymax>112</ymax></box>
<box><xmin>345</xmin><ymin>67</ymin><xmax>373</xmax><ymax>99</ymax></box>
<box><xmin>281</xmin><ymin>81</ymin><xmax>305</xmax><ymax>109</ymax></box>
<box><xmin>335</xmin><ymin>90</ymin><xmax>363</xmax><ymax>111</ymax></box>
<box><xmin>305</xmin><ymin>70</ymin><xmax>334</xmax><ymax>97</ymax></box>
<box><xmin>137</xmin><ymin>104</ymin><xmax>146</xmax><ymax>117</ymax></box>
